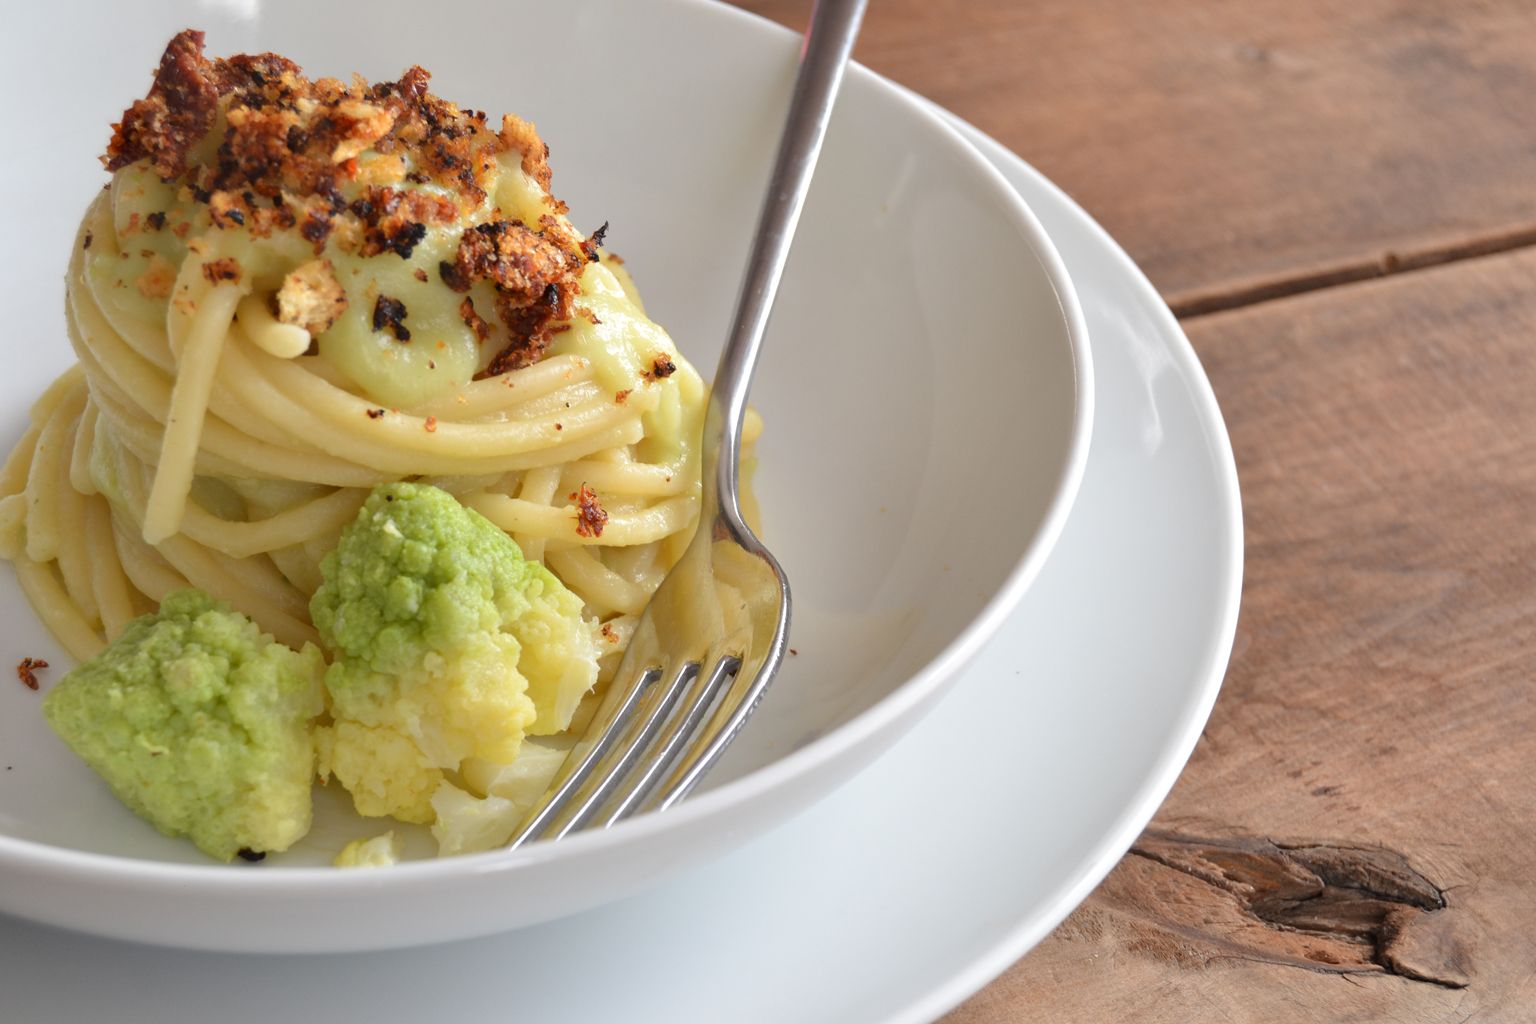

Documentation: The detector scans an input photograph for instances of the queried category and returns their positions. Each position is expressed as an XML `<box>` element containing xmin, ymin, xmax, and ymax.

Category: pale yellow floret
<box><xmin>433</xmin><ymin>738</ymin><xmax>571</xmax><ymax>855</ymax></box>
<box><xmin>333</xmin><ymin>830</ymin><xmax>403</xmax><ymax>868</ymax></box>
<box><xmin>317</xmin><ymin>721</ymin><xmax>442</xmax><ymax>824</ymax></box>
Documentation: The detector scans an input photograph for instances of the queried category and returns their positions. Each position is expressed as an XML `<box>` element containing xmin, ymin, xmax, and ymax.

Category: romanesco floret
<box><xmin>42</xmin><ymin>589</ymin><xmax>325</xmax><ymax>861</ymax></box>
<box><xmin>310</xmin><ymin>482</ymin><xmax>598</xmax><ymax>825</ymax></box>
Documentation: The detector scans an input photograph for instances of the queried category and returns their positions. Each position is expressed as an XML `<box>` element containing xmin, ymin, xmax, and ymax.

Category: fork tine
<box><xmin>544</xmin><ymin>661</ymin><xmax>701</xmax><ymax>841</ymax></box>
<box><xmin>506</xmin><ymin>666</ymin><xmax>661</xmax><ymax>849</ymax></box>
<box><xmin>598</xmin><ymin>655</ymin><xmax>740</xmax><ymax>828</ymax></box>
<box><xmin>648</xmin><ymin>620</ymin><xmax>787</xmax><ymax>814</ymax></box>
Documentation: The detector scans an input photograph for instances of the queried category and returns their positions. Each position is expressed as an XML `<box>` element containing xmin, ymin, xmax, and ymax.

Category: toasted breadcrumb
<box><xmin>276</xmin><ymin>259</ymin><xmax>348</xmax><ymax>335</ymax></box>
<box><xmin>458</xmin><ymin>296</ymin><xmax>491</xmax><ymax>343</ymax></box>
<box><xmin>16</xmin><ymin>657</ymin><xmax>47</xmax><ymax>691</ymax></box>
<box><xmin>135</xmin><ymin>254</ymin><xmax>177</xmax><ymax>298</ymax></box>
<box><xmin>571</xmin><ymin>483</ymin><xmax>607</xmax><ymax>539</ymax></box>
<box><xmin>106</xmin><ymin>30</ymin><xmax>604</xmax><ymax>376</ymax></box>
<box><xmin>200</xmin><ymin>257</ymin><xmax>242</xmax><ymax>284</ymax></box>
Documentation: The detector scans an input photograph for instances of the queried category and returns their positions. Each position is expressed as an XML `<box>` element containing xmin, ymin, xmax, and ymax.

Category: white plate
<box><xmin>0</xmin><ymin>109</ymin><xmax>1240</xmax><ymax>1019</ymax></box>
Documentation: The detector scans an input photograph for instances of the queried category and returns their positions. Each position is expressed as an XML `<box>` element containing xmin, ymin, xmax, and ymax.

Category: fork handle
<box><xmin>707</xmin><ymin>0</ymin><xmax>869</xmax><ymax>511</ymax></box>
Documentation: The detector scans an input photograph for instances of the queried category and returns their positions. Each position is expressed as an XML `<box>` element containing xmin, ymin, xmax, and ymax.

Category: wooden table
<box><xmin>736</xmin><ymin>1</ymin><xmax>1536</xmax><ymax>1018</ymax></box>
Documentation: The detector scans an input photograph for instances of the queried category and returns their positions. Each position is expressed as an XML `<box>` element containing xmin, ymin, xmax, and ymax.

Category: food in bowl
<box><xmin>2</xmin><ymin>30</ymin><xmax>757</xmax><ymax>863</ymax></box>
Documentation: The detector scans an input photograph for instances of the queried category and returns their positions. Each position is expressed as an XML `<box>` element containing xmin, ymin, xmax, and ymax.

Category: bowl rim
<box><xmin>0</xmin><ymin>0</ymin><xmax>1093</xmax><ymax>893</ymax></box>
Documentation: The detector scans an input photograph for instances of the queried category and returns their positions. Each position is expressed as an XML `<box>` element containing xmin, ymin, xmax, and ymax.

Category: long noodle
<box><xmin>2</xmin><ymin>189</ymin><xmax>718</xmax><ymax>667</ymax></box>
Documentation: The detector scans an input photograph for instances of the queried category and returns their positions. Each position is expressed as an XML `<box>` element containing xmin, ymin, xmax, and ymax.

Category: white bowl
<box><xmin>0</xmin><ymin>0</ymin><xmax>1091</xmax><ymax>952</ymax></box>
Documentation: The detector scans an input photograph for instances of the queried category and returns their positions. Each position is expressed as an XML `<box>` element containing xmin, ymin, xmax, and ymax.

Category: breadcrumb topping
<box><xmin>105</xmin><ymin>30</ymin><xmax>602</xmax><ymax>375</ymax></box>
<box><xmin>276</xmin><ymin>259</ymin><xmax>348</xmax><ymax>335</ymax></box>
<box><xmin>439</xmin><ymin>219</ymin><xmax>583</xmax><ymax>372</ymax></box>
<box><xmin>200</xmin><ymin>257</ymin><xmax>242</xmax><ymax>284</ymax></box>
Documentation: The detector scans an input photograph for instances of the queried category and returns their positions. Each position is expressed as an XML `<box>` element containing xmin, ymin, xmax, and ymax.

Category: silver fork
<box><xmin>507</xmin><ymin>0</ymin><xmax>868</xmax><ymax>847</ymax></box>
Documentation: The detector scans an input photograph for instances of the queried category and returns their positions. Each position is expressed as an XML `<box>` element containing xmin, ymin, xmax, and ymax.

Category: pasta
<box><xmin>0</xmin><ymin>32</ymin><xmax>760</xmax><ymax>675</ymax></box>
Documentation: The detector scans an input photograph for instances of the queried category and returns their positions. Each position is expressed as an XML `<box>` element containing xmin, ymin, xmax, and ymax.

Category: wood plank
<box><xmin>944</xmin><ymin>247</ymin><xmax>1536</xmax><ymax>1020</ymax></box>
<box><xmin>730</xmin><ymin>0</ymin><xmax>1536</xmax><ymax>310</ymax></box>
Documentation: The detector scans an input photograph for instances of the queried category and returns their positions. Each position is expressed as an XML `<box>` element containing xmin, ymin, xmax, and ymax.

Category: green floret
<box><xmin>42</xmin><ymin>590</ymin><xmax>325</xmax><ymax>862</ymax></box>
<box><xmin>310</xmin><ymin>482</ymin><xmax>598</xmax><ymax>825</ymax></box>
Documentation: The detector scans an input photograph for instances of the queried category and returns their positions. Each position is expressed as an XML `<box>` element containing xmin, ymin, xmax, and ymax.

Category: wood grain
<box><xmin>731</xmin><ymin>0</ymin><xmax>1536</xmax><ymax>311</ymax></box>
<box><xmin>724</xmin><ymin>3</ymin><xmax>1536</xmax><ymax>1017</ymax></box>
<box><xmin>944</xmin><ymin>247</ymin><xmax>1536</xmax><ymax>1021</ymax></box>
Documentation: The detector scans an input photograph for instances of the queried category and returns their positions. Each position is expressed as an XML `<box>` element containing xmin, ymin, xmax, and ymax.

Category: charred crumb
<box><xmin>614</xmin><ymin>388</ymin><xmax>631</xmax><ymax>404</ymax></box>
<box><xmin>438</xmin><ymin>259</ymin><xmax>470</xmax><ymax>292</ymax></box>
<box><xmin>571</xmin><ymin>483</ymin><xmax>608</xmax><ymax>538</ymax></box>
<box><xmin>236</xmin><ymin>848</ymin><xmax>267</xmax><ymax>863</ymax></box>
<box><xmin>145</xmin><ymin>211</ymin><xmax>167</xmax><ymax>231</ymax></box>
<box><xmin>15</xmin><ymin>657</ymin><xmax>47</xmax><ymax>691</ymax></box>
<box><xmin>789</xmin><ymin>648</ymin><xmax>799</xmax><ymax>656</ymax></box>
<box><xmin>580</xmin><ymin>220</ymin><xmax>609</xmax><ymax>262</ymax></box>
<box><xmin>424</xmin><ymin>415</ymin><xmax>438</xmax><ymax>432</ymax></box>
<box><xmin>83</xmin><ymin>231</ymin><xmax>93</xmax><ymax>250</ymax></box>
<box><xmin>372</xmin><ymin>294</ymin><xmax>410</xmax><ymax>341</ymax></box>
<box><xmin>366</xmin><ymin>407</ymin><xmax>385</xmax><ymax>419</ymax></box>
<box><xmin>300</xmin><ymin>215</ymin><xmax>331</xmax><ymax>248</ymax></box>
<box><xmin>380</xmin><ymin>219</ymin><xmax>427</xmax><ymax>259</ymax></box>
<box><xmin>413</xmin><ymin>267</ymin><xmax>428</xmax><ymax>282</ymax></box>
<box><xmin>201</xmin><ymin>257</ymin><xmax>242</xmax><ymax>284</ymax></box>
<box><xmin>649</xmin><ymin>355</ymin><xmax>676</xmax><ymax>380</ymax></box>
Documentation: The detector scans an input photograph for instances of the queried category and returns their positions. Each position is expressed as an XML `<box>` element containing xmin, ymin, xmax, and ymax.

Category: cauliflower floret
<box><xmin>315</xmin><ymin>720</ymin><xmax>441</xmax><ymax>823</ymax></box>
<box><xmin>333</xmin><ymin>830</ymin><xmax>403</xmax><ymax>868</ymax></box>
<box><xmin>311</xmin><ymin>482</ymin><xmax>598</xmax><ymax>825</ymax></box>
<box><xmin>432</xmin><ymin>738</ymin><xmax>571</xmax><ymax>855</ymax></box>
<box><xmin>430</xmin><ymin>784</ymin><xmax>520</xmax><ymax>857</ymax></box>
<box><xmin>42</xmin><ymin>589</ymin><xmax>325</xmax><ymax>861</ymax></box>
<box><xmin>461</xmin><ymin>737</ymin><xmax>573</xmax><ymax>810</ymax></box>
